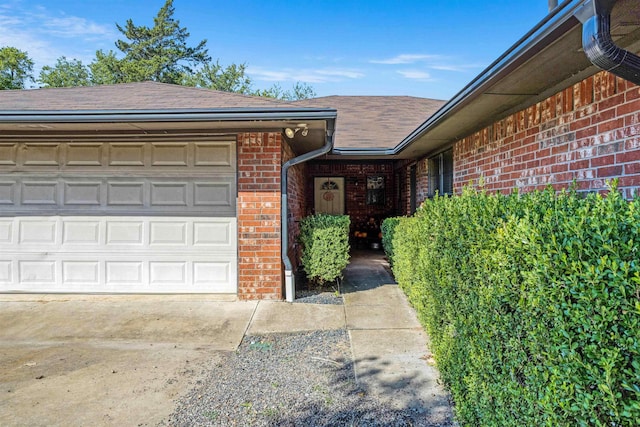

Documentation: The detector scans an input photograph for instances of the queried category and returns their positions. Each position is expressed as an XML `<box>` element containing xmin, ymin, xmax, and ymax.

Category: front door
<box><xmin>314</xmin><ymin>177</ymin><xmax>345</xmax><ymax>215</ymax></box>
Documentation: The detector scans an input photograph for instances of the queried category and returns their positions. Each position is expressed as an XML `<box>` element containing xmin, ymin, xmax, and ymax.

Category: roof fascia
<box><xmin>0</xmin><ymin>108</ymin><xmax>337</xmax><ymax>124</ymax></box>
<box><xmin>331</xmin><ymin>148</ymin><xmax>395</xmax><ymax>157</ymax></box>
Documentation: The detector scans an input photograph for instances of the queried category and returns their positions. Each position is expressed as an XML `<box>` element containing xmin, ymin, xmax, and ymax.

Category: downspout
<box><xmin>575</xmin><ymin>0</ymin><xmax>640</xmax><ymax>85</ymax></box>
<box><xmin>281</xmin><ymin>123</ymin><xmax>335</xmax><ymax>302</ymax></box>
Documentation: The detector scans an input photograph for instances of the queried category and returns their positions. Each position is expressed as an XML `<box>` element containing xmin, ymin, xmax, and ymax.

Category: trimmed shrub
<box><xmin>299</xmin><ymin>214</ymin><xmax>350</xmax><ymax>287</ymax></box>
<box><xmin>392</xmin><ymin>185</ymin><xmax>640</xmax><ymax>426</ymax></box>
<box><xmin>381</xmin><ymin>216</ymin><xmax>402</xmax><ymax>265</ymax></box>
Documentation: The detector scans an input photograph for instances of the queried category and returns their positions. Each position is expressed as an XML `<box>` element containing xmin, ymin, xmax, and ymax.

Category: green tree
<box><xmin>0</xmin><ymin>46</ymin><xmax>34</xmax><ymax>89</ymax></box>
<box><xmin>39</xmin><ymin>57</ymin><xmax>91</xmax><ymax>87</ymax></box>
<box><xmin>181</xmin><ymin>61</ymin><xmax>253</xmax><ymax>93</ymax></box>
<box><xmin>113</xmin><ymin>0</ymin><xmax>209</xmax><ymax>83</ymax></box>
<box><xmin>254</xmin><ymin>82</ymin><xmax>316</xmax><ymax>101</ymax></box>
<box><xmin>89</xmin><ymin>50</ymin><xmax>124</xmax><ymax>85</ymax></box>
<box><xmin>288</xmin><ymin>81</ymin><xmax>316</xmax><ymax>100</ymax></box>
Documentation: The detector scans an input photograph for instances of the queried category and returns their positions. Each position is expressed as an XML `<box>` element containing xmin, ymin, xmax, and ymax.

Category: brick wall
<box><xmin>307</xmin><ymin>160</ymin><xmax>396</xmax><ymax>226</ymax></box>
<box><xmin>396</xmin><ymin>158</ymin><xmax>430</xmax><ymax>215</ymax></box>
<box><xmin>450</xmin><ymin>71</ymin><xmax>640</xmax><ymax>198</ymax></box>
<box><xmin>237</xmin><ymin>132</ymin><xmax>282</xmax><ymax>300</ymax></box>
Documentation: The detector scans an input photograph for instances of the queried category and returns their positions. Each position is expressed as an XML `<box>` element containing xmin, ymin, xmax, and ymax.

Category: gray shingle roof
<box><xmin>0</xmin><ymin>81</ymin><xmax>294</xmax><ymax>110</ymax></box>
<box><xmin>293</xmin><ymin>95</ymin><xmax>445</xmax><ymax>149</ymax></box>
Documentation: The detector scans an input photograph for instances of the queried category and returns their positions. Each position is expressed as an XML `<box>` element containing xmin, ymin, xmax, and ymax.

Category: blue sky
<box><xmin>0</xmin><ymin>0</ymin><xmax>551</xmax><ymax>100</ymax></box>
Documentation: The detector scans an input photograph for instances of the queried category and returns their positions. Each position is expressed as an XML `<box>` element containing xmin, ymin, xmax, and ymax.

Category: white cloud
<box><xmin>370</xmin><ymin>54</ymin><xmax>442</xmax><ymax>65</ymax></box>
<box><xmin>397</xmin><ymin>70</ymin><xmax>433</xmax><ymax>80</ymax></box>
<box><xmin>43</xmin><ymin>15</ymin><xmax>114</xmax><ymax>39</ymax></box>
<box><xmin>370</xmin><ymin>53</ymin><xmax>484</xmax><ymax>75</ymax></box>
<box><xmin>315</xmin><ymin>69</ymin><xmax>364</xmax><ymax>79</ymax></box>
<box><xmin>430</xmin><ymin>63</ymin><xmax>484</xmax><ymax>72</ymax></box>
<box><xmin>248</xmin><ymin>66</ymin><xmax>365</xmax><ymax>83</ymax></box>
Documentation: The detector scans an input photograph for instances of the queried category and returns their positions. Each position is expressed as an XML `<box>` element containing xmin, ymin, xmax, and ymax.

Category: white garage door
<box><xmin>0</xmin><ymin>137</ymin><xmax>237</xmax><ymax>293</ymax></box>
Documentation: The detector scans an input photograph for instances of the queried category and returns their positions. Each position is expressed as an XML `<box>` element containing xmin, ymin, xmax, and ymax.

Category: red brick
<box><xmin>590</xmin><ymin>155</ymin><xmax>614</xmax><ymax>167</ymax></box>
<box><xmin>570</xmin><ymin>159</ymin><xmax>590</xmax><ymax>170</ymax></box>
<box><xmin>618</xmin><ymin>175</ymin><xmax>640</xmax><ymax>187</ymax></box>
<box><xmin>616</xmin><ymin>97</ymin><xmax>640</xmax><ymax>116</ymax></box>
<box><xmin>598</xmin><ymin>117</ymin><xmax>624</xmax><ymax>133</ymax></box>
<box><xmin>616</xmin><ymin>149</ymin><xmax>640</xmax><ymax>163</ymax></box>
<box><xmin>597</xmin><ymin>165</ymin><xmax>623</xmax><ymax>178</ymax></box>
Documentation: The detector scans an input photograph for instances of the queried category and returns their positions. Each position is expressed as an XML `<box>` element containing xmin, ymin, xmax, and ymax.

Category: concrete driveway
<box><xmin>0</xmin><ymin>295</ymin><xmax>257</xmax><ymax>427</ymax></box>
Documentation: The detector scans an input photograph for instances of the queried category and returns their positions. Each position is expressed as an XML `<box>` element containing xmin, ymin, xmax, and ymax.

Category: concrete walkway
<box><xmin>249</xmin><ymin>249</ymin><xmax>453</xmax><ymax>421</ymax></box>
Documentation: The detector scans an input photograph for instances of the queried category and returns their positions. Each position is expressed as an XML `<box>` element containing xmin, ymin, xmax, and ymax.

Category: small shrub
<box><xmin>381</xmin><ymin>217</ymin><xmax>402</xmax><ymax>265</ymax></box>
<box><xmin>299</xmin><ymin>214</ymin><xmax>350</xmax><ymax>287</ymax></box>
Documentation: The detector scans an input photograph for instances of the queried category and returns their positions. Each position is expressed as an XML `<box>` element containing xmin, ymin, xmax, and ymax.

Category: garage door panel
<box><xmin>19</xmin><ymin>219</ymin><xmax>57</xmax><ymax>244</ymax></box>
<box><xmin>150</xmin><ymin>262</ymin><xmax>187</xmax><ymax>284</ymax></box>
<box><xmin>106</xmin><ymin>221</ymin><xmax>145</xmax><ymax>245</ymax></box>
<box><xmin>151</xmin><ymin>143</ymin><xmax>189</xmax><ymax>166</ymax></box>
<box><xmin>19</xmin><ymin>260</ymin><xmax>57</xmax><ymax>284</ymax></box>
<box><xmin>150</xmin><ymin>182</ymin><xmax>188</xmax><ymax>206</ymax></box>
<box><xmin>0</xmin><ymin>260</ymin><xmax>11</xmax><ymax>284</ymax></box>
<box><xmin>23</xmin><ymin>143</ymin><xmax>60</xmax><ymax>166</ymax></box>
<box><xmin>0</xmin><ymin>216</ymin><xmax>237</xmax><ymax>293</ymax></box>
<box><xmin>64</xmin><ymin>181</ymin><xmax>102</xmax><ymax>205</ymax></box>
<box><xmin>107</xmin><ymin>182</ymin><xmax>145</xmax><ymax>206</ymax></box>
<box><xmin>1</xmin><ymin>255</ymin><xmax>237</xmax><ymax>293</ymax></box>
<box><xmin>0</xmin><ymin>175</ymin><xmax>236</xmax><ymax>216</ymax></box>
<box><xmin>194</xmin><ymin>142</ymin><xmax>234</xmax><ymax>167</ymax></box>
<box><xmin>149</xmin><ymin>221</ymin><xmax>187</xmax><ymax>246</ymax></box>
<box><xmin>0</xmin><ymin>181</ymin><xmax>15</xmax><ymax>204</ymax></box>
<box><xmin>106</xmin><ymin>261</ymin><xmax>144</xmax><ymax>286</ymax></box>
<box><xmin>21</xmin><ymin>181</ymin><xmax>58</xmax><ymax>205</ymax></box>
<box><xmin>0</xmin><ymin>220</ymin><xmax>12</xmax><ymax>242</ymax></box>
<box><xmin>2</xmin><ymin>217</ymin><xmax>237</xmax><ymax>251</ymax></box>
<box><xmin>65</xmin><ymin>143</ymin><xmax>103</xmax><ymax>166</ymax></box>
<box><xmin>63</xmin><ymin>220</ymin><xmax>101</xmax><ymax>244</ymax></box>
<box><xmin>193</xmin><ymin>221</ymin><xmax>233</xmax><ymax>246</ymax></box>
<box><xmin>109</xmin><ymin>143</ymin><xmax>145</xmax><ymax>166</ymax></box>
<box><xmin>194</xmin><ymin>181</ymin><xmax>233</xmax><ymax>207</ymax></box>
<box><xmin>0</xmin><ymin>144</ymin><xmax>17</xmax><ymax>165</ymax></box>
<box><xmin>9</xmin><ymin>139</ymin><xmax>237</xmax><ymax>171</ymax></box>
<box><xmin>63</xmin><ymin>261</ymin><xmax>100</xmax><ymax>285</ymax></box>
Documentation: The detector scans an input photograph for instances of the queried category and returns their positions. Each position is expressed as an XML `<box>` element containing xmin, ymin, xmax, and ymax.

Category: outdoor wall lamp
<box><xmin>284</xmin><ymin>123</ymin><xmax>309</xmax><ymax>138</ymax></box>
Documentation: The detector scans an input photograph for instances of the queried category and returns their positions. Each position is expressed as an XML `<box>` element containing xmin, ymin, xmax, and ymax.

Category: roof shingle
<box><xmin>0</xmin><ymin>81</ymin><xmax>295</xmax><ymax>110</ymax></box>
<box><xmin>293</xmin><ymin>95</ymin><xmax>445</xmax><ymax>149</ymax></box>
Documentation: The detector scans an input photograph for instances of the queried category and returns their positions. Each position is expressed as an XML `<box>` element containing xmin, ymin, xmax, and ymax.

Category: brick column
<box><xmin>237</xmin><ymin>132</ymin><xmax>283</xmax><ymax>300</ymax></box>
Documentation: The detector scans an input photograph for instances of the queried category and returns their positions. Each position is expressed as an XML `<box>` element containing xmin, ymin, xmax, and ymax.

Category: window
<box><xmin>366</xmin><ymin>175</ymin><xmax>385</xmax><ymax>205</ymax></box>
<box><xmin>320</xmin><ymin>180</ymin><xmax>340</xmax><ymax>190</ymax></box>
<box><xmin>428</xmin><ymin>149</ymin><xmax>453</xmax><ymax>197</ymax></box>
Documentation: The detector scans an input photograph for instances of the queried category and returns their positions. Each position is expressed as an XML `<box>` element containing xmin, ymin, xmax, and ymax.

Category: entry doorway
<box><xmin>314</xmin><ymin>177</ymin><xmax>345</xmax><ymax>215</ymax></box>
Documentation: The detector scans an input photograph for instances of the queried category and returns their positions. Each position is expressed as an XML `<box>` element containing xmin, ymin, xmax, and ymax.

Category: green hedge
<box><xmin>381</xmin><ymin>216</ymin><xmax>402</xmax><ymax>265</ymax></box>
<box><xmin>299</xmin><ymin>214</ymin><xmax>350</xmax><ymax>287</ymax></box>
<box><xmin>391</xmin><ymin>185</ymin><xmax>640</xmax><ymax>426</ymax></box>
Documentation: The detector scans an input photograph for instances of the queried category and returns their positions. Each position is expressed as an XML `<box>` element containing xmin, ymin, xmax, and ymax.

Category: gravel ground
<box><xmin>294</xmin><ymin>290</ymin><xmax>343</xmax><ymax>305</ymax></box>
<box><xmin>166</xmin><ymin>330</ymin><xmax>453</xmax><ymax>426</ymax></box>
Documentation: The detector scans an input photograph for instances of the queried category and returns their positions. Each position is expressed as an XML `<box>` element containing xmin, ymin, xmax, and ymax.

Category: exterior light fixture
<box><xmin>284</xmin><ymin>123</ymin><xmax>309</xmax><ymax>138</ymax></box>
